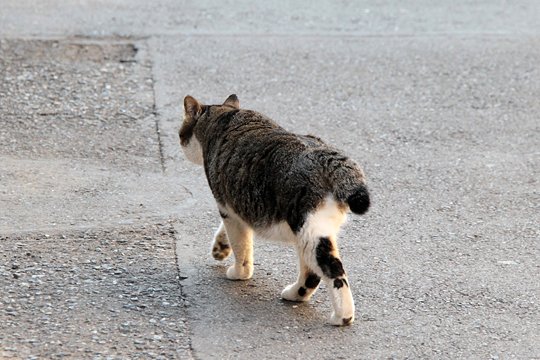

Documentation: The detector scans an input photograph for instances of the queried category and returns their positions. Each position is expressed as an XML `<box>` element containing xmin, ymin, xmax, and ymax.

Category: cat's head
<box><xmin>179</xmin><ymin>94</ymin><xmax>240</xmax><ymax>165</ymax></box>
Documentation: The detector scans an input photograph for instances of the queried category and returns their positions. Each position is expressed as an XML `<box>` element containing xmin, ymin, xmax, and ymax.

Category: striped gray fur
<box><xmin>180</xmin><ymin>94</ymin><xmax>370</xmax><ymax>233</ymax></box>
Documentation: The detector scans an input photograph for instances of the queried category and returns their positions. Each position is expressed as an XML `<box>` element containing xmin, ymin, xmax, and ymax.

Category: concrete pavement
<box><xmin>1</xmin><ymin>1</ymin><xmax>539</xmax><ymax>359</ymax></box>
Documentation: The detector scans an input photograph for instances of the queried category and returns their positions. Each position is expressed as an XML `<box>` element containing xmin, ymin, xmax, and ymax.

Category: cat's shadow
<box><xmin>208</xmin><ymin>264</ymin><xmax>327</xmax><ymax>325</ymax></box>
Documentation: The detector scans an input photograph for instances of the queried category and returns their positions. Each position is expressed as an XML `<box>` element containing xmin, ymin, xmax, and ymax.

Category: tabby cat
<box><xmin>179</xmin><ymin>94</ymin><xmax>370</xmax><ymax>326</ymax></box>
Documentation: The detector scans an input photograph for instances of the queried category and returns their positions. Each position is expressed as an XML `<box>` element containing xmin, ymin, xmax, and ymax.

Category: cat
<box><xmin>179</xmin><ymin>94</ymin><xmax>370</xmax><ymax>326</ymax></box>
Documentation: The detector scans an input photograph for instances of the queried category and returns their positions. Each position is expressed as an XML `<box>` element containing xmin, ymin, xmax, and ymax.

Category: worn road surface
<box><xmin>1</xmin><ymin>1</ymin><xmax>539</xmax><ymax>359</ymax></box>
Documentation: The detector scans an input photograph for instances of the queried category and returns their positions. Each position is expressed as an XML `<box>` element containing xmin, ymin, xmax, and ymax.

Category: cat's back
<box><xmin>212</xmin><ymin>109</ymin><xmax>326</xmax><ymax>155</ymax></box>
<box><xmin>204</xmin><ymin>108</ymin><xmax>312</xmax><ymax>168</ymax></box>
<box><xmin>204</xmin><ymin>108</ymin><xmax>366</xmax><ymax>228</ymax></box>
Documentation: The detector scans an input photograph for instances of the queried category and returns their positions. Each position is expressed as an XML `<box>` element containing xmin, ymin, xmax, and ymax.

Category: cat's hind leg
<box><xmin>306</xmin><ymin>236</ymin><xmax>355</xmax><ymax>326</ymax></box>
<box><xmin>211</xmin><ymin>221</ymin><xmax>232</xmax><ymax>261</ymax></box>
<box><xmin>222</xmin><ymin>214</ymin><xmax>254</xmax><ymax>280</ymax></box>
<box><xmin>298</xmin><ymin>196</ymin><xmax>355</xmax><ymax>326</ymax></box>
<box><xmin>281</xmin><ymin>252</ymin><xmax>321</xmax><ymax>302</ymax></box>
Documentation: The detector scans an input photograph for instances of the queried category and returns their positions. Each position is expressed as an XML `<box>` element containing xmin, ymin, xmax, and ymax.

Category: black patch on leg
<box><xmin>342</xmin><ymin>316</ymin><xmax>353</xmax><ymax>326</ymax></box>
<box><xmin>333</xmin><ymin>278</ymin><xmax>344</xmax><ymax>289</ymax></box>
<box><xmin>218</xmin><ymin>242</ymin><xmax>230</xmax><ymax>251</ymax></box>
<box><xmin>316</xmin><ymin>237</ymin><xmax>345</xmax><ymax>279</ymax></box>
<box><xmin>298</xmin><ymin>287</ymin><xmax>307</xmax><ymax>297</ymax></box>
<box><xmin>305</xmin><ymin>272</ymin><xmax>321</xmax><ymax>288</ymax></box>
<box><xmin>342</xmin><ymin>278</ymin><xmax>348</xmax><ymax>287</ymax></box>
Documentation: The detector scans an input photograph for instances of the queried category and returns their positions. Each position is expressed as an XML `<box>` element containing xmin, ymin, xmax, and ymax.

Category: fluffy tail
<box><xmin>313</xmin><ymin>148</ymin><xmax>370</xmax><ymax>215</ymax></box>
<box><xmin>346</xmin><ymin>184</ymin><xmax>370</xmax><ymax>215</ymax></box>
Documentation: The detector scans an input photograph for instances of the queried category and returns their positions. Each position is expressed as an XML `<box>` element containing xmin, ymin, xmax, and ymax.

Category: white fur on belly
<box><xmin>220</xmin><ymin>194</ymin><xmax>346</xmax><ymax>244</ymax></box>
<box><xmin>256</xmin><ymin>221</ymin><xmax>297</xmax><ymax>243</ymax></box>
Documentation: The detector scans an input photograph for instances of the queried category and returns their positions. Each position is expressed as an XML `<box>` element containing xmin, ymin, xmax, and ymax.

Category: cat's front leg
<box><xmin>222</xmin><ymin>215</ymin><xmax>254</xmax><ymax>280</ymax></box>
<box><xmin>211</xmin><ymin>221</ymin><xmax>232</xmax><ymax>260</ymax></box>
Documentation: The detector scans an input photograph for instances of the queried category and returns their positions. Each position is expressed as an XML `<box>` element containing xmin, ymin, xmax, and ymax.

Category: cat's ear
<box><xmin>223</xmin><ymin>94</ymin><xmax>240</xmax><ymax>109</ymax></box>
<box><xmin>184</xmin><ymin>95</ymin><xmax>202</xmax><ymax>118</ymax></box>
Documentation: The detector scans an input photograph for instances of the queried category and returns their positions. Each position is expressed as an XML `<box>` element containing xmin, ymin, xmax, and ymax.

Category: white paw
<box><xmin>329</xmin><ymin>311</ymin><xmax>354</xmax><ymax>326</ymax></box>
<box><xmin>226</xmin><ymin>265</ymin><xmax>252</xmax><ymax>280</ymax></box>
<box><xmin>281</xmin><ymin>284</ymin><xmax>310</xmax><ymax>302</ymax></box>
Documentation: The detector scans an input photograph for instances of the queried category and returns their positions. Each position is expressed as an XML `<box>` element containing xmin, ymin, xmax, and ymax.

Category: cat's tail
<box><xmin>346</xmin><ymin>183</ymin><xmax>370</xmax><ymax>215</ymax></box>
<box><xmin>322</xmin><ymin>152</ymin><xmax>370</xmax><ymax>215</ymax></box>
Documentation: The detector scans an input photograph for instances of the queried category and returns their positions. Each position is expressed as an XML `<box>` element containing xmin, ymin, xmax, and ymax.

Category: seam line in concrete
<box><xmin>0</xmin><ymin>34</ymin><xmax>151</xmax><ymax>42</ymax></box>
<box><xmin>142</xmin><ymin>32</ymin><xmax>540</xmax><ymax>39</ymax></box>
<box><xmin>154</xmin><ymin>111</ymin><xmax>166</xmax><ymax>173</ymax></box>
<box><xmin>146</xmin><ymin>39</ymin><xmax>166</xmax><ymax>174</ymax></box>
<box><xmin>2</xmin><ymin>32</ymin><xmax>538</xmax><ymax>42</ymax></box>
<box><xmin>169</xmin><ymin>219</ymin><xmax>198</xmax><ymax>360</ymax></box>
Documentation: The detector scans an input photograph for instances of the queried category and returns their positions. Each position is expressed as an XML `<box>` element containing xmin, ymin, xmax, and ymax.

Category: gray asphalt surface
<box><xmin>1</xmin><ymin>1</ymin><xmax>539</xmax><ymax>359</ymax></box>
